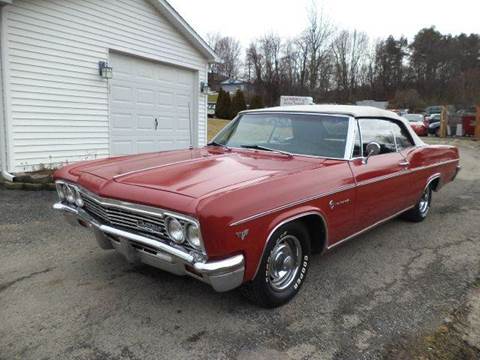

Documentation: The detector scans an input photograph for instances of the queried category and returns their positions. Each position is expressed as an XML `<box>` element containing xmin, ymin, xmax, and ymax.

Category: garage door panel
<box><xmin>111</xmin><ymin>85</ymin><xmax>133</xmax><ymax>102</ymax></box>
<box><xmin>136</xmin><ymin>140</ymin><xmax>157</xmax><ymax>153</ymax></box>
<box><xmin>137</xmin><ymin>115</ymin><xmax>155</xmax><ymax>130</ymax></box>
<box><xmin>158</xmin><ymin>92</ymin><xmax>174</xmax><ymax>106</ymax></box>
<box><xmin>155</xmin><ymin>117</ymin><xmax>174</xmax><ymax>129</ymax></box>
<box><xmin>109</xmin><ymin>52</ymin><xmax>195</xmax><ymax>156</ymax></box>
<box><xmin>136</xmin><ymin>89</ymin><xmax>155</xmax><ymax>105</ymax></box>
<box><xmin>111</xmin><ymin>113</ymin><xmax>134</xmax><ymax>130</ymax></box>
<box><xmin>111</xmin><ymin>140</ymin><xmax>134</xmax><ymax>155</ymax></box>
<box><xmin>111</xmin><ymin>55</ymin><xmax>134</xmax><ymax>77</ymax></box>
<box><xmin>157</xmin><ymin>66</ymin><xmax>176</xmax><ymax>82</ymax></box>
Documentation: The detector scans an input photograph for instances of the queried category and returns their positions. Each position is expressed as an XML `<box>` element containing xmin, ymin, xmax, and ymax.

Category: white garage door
<box><xmin>109</xmin><ymin>52</ymin><xmax>195</xmax><ymax>155</ymax></box>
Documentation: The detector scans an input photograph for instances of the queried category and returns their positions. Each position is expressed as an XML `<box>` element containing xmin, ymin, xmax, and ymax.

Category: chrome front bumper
<box><xmin>53</xmin><ymin>203</ymin><xmax>245</xmax><ymax>292</ymax></box>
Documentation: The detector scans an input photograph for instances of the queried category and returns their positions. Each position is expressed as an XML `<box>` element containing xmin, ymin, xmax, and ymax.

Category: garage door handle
<box><xmin>154</xmin><ymin>118</ymin><xmax>158</xmax><ymax>130</ymax></box>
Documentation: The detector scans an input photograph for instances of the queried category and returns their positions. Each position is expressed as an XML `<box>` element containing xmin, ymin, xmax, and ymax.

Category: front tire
<box><xmin>240</xmin><ymin>221</ymin><xmax>311</xmax><ymax>308</ymax></box>
<box><xmin>402</xmin><ymin>185</ymin><xmax>432</xmax><ymax>222</ymax></box>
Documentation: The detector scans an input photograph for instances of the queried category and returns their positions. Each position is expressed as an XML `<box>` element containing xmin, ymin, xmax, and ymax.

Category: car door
<box><xmin>349</xmin><ymin>118</ymin><xmax>413</xmax><ymax>231</ymax></box>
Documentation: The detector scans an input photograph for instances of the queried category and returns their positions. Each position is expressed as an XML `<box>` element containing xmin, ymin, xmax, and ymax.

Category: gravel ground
<box><xmin>0</xmin><ymin>138</ymin><xmax>479</xmax><ymax>360</ymax></box>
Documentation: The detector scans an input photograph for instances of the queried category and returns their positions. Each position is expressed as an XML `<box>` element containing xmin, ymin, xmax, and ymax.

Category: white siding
<box><xmin>0</xmin><ymin>5</ymin><xmax>5</xmax><ymax>172</ymax></box>
<box><xmin>3</xmin><ymin>0</ymin><xmax>208</xmax><ymax>172</ymax></box>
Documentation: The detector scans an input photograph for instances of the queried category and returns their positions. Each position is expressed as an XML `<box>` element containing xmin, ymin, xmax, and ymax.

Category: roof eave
<box><xmin>3</xmin><ymin>0</ymin><xmax>218</xmax><ymax>62</ymax></box>
<box><xmin>148</xmin><ymin>0</ymin><xmax>219</xmax><ymax>63</ymax></box>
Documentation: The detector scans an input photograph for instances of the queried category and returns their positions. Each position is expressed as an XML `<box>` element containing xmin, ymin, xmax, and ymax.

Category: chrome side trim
<box><xmin>252</xmin><ymin>211</ymin><xmax>328</xmax><ymax>279</ymax></box>
<box><xmin>230</xmin><ymin>158</ymin><xmax>458</xmax><ymax>226</ymax></box>
<box><xmin>326</xmin><ymin>205</ymin><xmax>415</xmax><ymax>250</ymax></box>
<box><xmin>230</xmin><ymin>183</ymin><xmax>355</xmax><ymax>227</ymax></box>
<box><xmin>426</xmin><ymin>172</ymin><xmax>441</xmax><ymax>191</ymax></box>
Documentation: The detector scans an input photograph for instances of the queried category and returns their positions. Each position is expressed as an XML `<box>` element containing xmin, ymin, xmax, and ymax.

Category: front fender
<box><xmin>239</xmin><ymin>205</ymin><xmax>328</xmax><ymax>282</ymax></box>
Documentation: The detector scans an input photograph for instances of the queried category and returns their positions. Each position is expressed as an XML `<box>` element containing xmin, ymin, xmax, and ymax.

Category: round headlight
<box><xmin>186</xmin><ymin>224</ymin><xmax>201</xmax><ymax>249</ymax></box>
<box><xmin>166</xmin><ymin>217</ymin><xmax>185</xmax><ymax>244</ymax></box>
<box><xmin>56</xmin><ymin>183</ymin><xmax>66</xmax><ymax>201</ymax></box>
<box><xmin>65</xmin><ymin>185</ymin><xmax>75</xmax><ymax>204</ymax></box>
<box><xmin>74</xmin><ymin>189</ymin><xmax>84</xmax><ymax>208</ymax></box>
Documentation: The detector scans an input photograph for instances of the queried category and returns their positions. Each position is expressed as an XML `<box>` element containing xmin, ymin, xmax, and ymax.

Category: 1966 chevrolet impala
<box><xmin>53</xmin><ymin>105</ymin><xmax>460</xmax><ymax>307</ymax></box>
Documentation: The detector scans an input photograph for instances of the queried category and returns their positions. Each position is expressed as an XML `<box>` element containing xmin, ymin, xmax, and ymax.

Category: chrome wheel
<box><xmin>419</xmin><ymin>187</ymin><xmax>431</xmax><ymax>215</ymax></box>
<box><xmin>267</xmin><ymin>235</ymin><xmax>302</xmax><ymax>291</ymax></box>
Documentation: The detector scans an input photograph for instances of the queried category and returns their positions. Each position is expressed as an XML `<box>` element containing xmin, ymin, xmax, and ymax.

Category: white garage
<box><xmin>0</xmin><ymin>0</ymin><xmax>217</xmax><ymax>179</ymax></box>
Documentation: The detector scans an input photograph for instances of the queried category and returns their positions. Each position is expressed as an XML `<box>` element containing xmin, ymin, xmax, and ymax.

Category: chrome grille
<box><xmin>81</xmin><ymin>193</ymin><xmax>168</xmax><ymax>239</ymax></box>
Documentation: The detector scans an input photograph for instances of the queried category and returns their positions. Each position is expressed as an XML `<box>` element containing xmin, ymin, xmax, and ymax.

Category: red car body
<box><xmin>53</xmin><ymin>105</ymin><xmax>460</xmax><ymax>304</ymax></box>
<box><xmin>409</xmin><ymin>122</ymin><xmax>429</xmax><ymax>136</ymax></box>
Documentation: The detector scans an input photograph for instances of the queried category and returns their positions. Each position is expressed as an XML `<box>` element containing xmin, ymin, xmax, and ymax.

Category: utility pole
<box><xmin>474</xmin><ymin>105</ymin><xmax>480</xmax><ymax>140</ymax></box>
<box><xmin>440</xmin><ymin>106</ymin><xmax>448</xmax><ymax>138</ymax></box>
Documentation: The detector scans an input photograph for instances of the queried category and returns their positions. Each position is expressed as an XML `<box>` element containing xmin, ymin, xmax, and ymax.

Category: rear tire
<box><xmin>240</xmin><ymin>221</ymin><xmax>311</xmax><ymax>308</ymax></box>
<box><xmin>402</xmin><ymin>185</ymin><xmax>432</xmax><ymax>222</ymax></box>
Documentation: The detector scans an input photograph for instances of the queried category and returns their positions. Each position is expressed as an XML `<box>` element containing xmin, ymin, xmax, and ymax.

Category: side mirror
<box><xmin>363</xmin><ymin>142</ymin><xmax>381</xmax><ymax>164</ymax></box>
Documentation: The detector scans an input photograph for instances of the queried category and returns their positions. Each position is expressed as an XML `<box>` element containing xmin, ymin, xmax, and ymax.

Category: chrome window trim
<box><xmin>350</xmin><ymin>119</ymin><xmax>363</xmax><ymax>159</ymax></box>
<box><xmin>355</xmin><ymin>116</ymin><xmax>418</xmax><ymax>159</ymax></box>
<box><xmin>210</xmin><ymin>112</ymin><xmax>354</xmax><ymax>161</ymax></box>
<box><xmin>344</xmin><ymin>117</ymin><xmax>356</xmax><ymax>159</ymax></box>
<box><xmin>55</xmin><ymin>180</ymin><xmax>206</xmax><ymax>254</ymax></box>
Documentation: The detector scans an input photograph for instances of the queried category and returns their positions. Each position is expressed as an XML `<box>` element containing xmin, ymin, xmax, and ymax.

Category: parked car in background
<box><xmin>428</xmin><ymin>114</ymin><xmax>442</xmax><ymax>136</ymax></box>
<box><xmin>53</xmin><ymin>105</ymin><xmax>460</xmax><ymax>308</ymax></box>
<box><xmin>425</xmin><ymin>105</ymin><xmax>443</xmax><ymax>116</ymax></box>
<box><xmin>404</xmin><ymin>114</ymin><xmax>428</xmax><ymax>136</ymax></box>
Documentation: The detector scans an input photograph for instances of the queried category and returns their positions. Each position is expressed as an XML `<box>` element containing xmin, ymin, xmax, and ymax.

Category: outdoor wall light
<box><xmin>200</xmin><ymin>81</ymin><xmax>209</xmax><ymax>94</ymax></box>
<box><xmin>98</xmin><ymin>61</ymin><xmax>113</xmax><ymax>79</ymax></box>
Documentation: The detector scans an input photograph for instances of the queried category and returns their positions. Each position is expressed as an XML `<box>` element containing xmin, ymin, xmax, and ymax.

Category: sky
<box><xmin>169</xmin><ymin>0</ymin><xmax>480</xmax><ymax>47</ymax></box>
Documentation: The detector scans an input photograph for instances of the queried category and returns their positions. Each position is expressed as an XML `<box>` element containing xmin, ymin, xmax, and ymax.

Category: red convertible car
<box><xmin>53</xmin><ymin>105</ymin><xmax>460</xmax><ymax>307</ymax></box>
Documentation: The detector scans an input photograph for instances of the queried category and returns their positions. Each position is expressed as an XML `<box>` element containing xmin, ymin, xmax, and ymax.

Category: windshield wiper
<box><xmin>207</xmin><ymin>141</ymin><xmax>231</xmax><ymax>151</ymax></box>
<box><xmin>240</xmin><ymin>144</ymin><xmax>293</xmax><ymax>158</ymax></box>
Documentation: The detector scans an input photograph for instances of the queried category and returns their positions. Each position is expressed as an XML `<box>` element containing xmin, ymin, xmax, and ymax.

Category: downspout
<box><xmin>0</xmin><ymin>3</ymin><xmax>14</xmax><ymax>181</ymax></box>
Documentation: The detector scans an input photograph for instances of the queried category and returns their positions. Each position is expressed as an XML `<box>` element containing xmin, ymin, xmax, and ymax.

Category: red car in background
<box><xmin>404</xmin><ymin>114</ymin><xmax>428</xmax><ymax>136</ymax></box>
<box><xmin>53</xmin><ymin>105</ymin><xmax>460</xmax><ymax>307</ymax></box>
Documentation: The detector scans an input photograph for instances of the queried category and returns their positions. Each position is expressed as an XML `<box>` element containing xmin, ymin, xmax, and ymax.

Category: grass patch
<box><xmin>208</xmin><ymin>118</ymin><xmax>230</xmax><ymax>141</ymax></box>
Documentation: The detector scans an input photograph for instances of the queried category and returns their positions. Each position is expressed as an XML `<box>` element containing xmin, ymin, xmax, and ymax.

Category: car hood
<box><xmin>75</xmin><ymin>148</ymin><xmax>322</xmax><ymax>199</ymax></box>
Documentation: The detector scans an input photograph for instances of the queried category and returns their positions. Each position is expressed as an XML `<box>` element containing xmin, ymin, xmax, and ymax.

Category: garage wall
<box><xmin>2</xmin><ymin>0</ymin><xmax>209</xmax><ymax>172</ymax></box>
<box><xmin>0</xmin><ymin>5</ymin><xmax>5</xmax><ymax>172</ymax></box>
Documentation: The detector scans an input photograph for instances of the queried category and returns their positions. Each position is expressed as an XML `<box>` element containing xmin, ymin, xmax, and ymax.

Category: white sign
<box><xmin>280</xmin><ymin>96</ymin><xmax>314</xmax><ymax>106</ymax></box>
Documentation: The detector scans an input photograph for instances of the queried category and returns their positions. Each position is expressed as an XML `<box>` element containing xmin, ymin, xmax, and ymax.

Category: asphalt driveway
<box><xmin>1</xmin><ymin>138</ymin><xmax>479</xmax><ymax>360</ymax></box>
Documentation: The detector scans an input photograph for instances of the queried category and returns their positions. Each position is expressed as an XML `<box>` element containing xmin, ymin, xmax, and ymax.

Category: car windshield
<box><xmin>212</xmin><ymin>113</ymin><xmax>350</xmax><ymax>158</ymax></box>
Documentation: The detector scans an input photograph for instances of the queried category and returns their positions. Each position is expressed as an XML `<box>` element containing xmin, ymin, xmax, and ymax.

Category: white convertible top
<box><xmin>241</xmin><ymin>104</ymin><xmax>425</xmax><ymax>146</ymax></box>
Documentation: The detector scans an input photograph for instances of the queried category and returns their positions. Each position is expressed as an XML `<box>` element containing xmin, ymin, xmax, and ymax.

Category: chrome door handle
<box><xmin>399</xmin><ymin>160</ymin><xmax>409</xmax><ymax>166</ymax></box>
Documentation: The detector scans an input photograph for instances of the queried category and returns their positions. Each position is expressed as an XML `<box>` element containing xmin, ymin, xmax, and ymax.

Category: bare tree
<box><xmin>207</xmin><ymin>33</ymin><xmax>242</xmax><ymax>79</ymax></box>
<box><xmin>332</xmin><ymin>30</ymin><xmax>369</xmax><ymax>101</ymax></box>
<box><xmin>301</xmin><ymin>1</ymin><xmax>333</xmax><ymax>92</ymax></box>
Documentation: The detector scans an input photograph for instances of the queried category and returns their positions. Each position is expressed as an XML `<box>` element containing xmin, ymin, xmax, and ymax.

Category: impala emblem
<box><xmin>329</xmin><ymin>198</ymin><xmax>351</xmax><ymax>210</ymax></box>
<box><xmin>236</xmin><ymin>229</ymin><xmax>249</xmax><ymax>241</ymax></box>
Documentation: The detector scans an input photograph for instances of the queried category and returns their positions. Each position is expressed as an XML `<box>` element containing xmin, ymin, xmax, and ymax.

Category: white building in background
<box><xmin>0</xmin><ymin>0</ymin><xmax>217</xmax><ymax>177</ymax></box>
